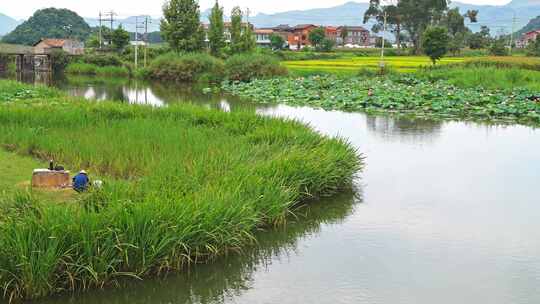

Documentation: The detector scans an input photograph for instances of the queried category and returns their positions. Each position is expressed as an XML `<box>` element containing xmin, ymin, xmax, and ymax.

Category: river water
<box><xmin>11</xmin><ymin>75</ymin><xmax>540</xmax><ymax>304</ymax></box>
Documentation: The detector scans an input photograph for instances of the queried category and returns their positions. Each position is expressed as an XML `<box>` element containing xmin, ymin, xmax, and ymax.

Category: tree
<box><xmin>208</xmin><ymin>1</ymin><xmax>225</xmax><ymax>57</ymax></box>
<box><xmin>308</xmin><ymin>27</ymin><xmax>326</xmax><ymax>49</ymax></box>
<box><xmin>398</xmin><ymin>0</ymin><xmax>448</xmax><ymax>54</ymax></box>
<box><xmin>241</xmin><ymin>24</ymin><xmax>256</xmax><ymax>52</ymax></box>
<box><xmin>468</xmin><ymin>25</ymin><xmax>490</xmax><ymax>49</ymax></box>
<box><xmin>364</xmin><ymin>1</ymin><xmax>403</xmax><ymax>49</ymax></box>
<box><xmin>230</xmin><ymin>7</ymin><xmax>243</xmax><ymax>53</ymax></box>
<box><xmin>161</xmin><ymin>0</ymin><xmax>205</xmax><ymax>52</ymax></box>
<box><xmin>448</xmin><ymin>31</ymin><xmax>467</xmax><ymax>55</ymax></box>
<box><xmin>422</xmin><ymin>26</ymin><xmax>449</xmax><ymax>64</ymax></box>
<box><xmin>375</xmin><ymin>37</ymin><xmax>393</xmax><ymax>48</ymax></box>
<box><xmin>466</xmin><ymin>10</ymin><xmax>478</xmax><ymax>23</ymax></box>
<box><xmin>339</xmin><ymin>26</ymin><xmax>349</xmax><ymax>46</ymax></box>
<box><xmin>443</xmin><ymin>7</ymin><xmax>476</xmax><ymax>55</ymax></box>
<box><xmin>269</xmin><ymin>33</ymin><xmax>285</xmax><ymax>50</ymax></box>
<box><xmin>445</xmin><ymin>8</ymin><xmax>466</xmax><ymax>37</ymax></box>
<box><xmin>85</xmin><ymin>34</ymin><xmax>100</xmax><ymax>48</ymax></box>
<box><xmin>2</xmin><ymin>8</ymin><xmax>91</xmax><ymax>45</ymax></box>
<box><xmin>489</xmin><ymin>37</ymin><xmax>508</xmax><ymax>56</ymax></box>
<box><xmin>111</xmin><ymin>25</ymin><xmax>130</xmax><ymax>51</ymax></box>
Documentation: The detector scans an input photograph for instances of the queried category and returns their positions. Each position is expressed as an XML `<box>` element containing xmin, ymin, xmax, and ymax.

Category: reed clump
<box><xmin>0</xmin><ymin>80</ymin><xmax>361</xmax><ymax>301</ymax></box>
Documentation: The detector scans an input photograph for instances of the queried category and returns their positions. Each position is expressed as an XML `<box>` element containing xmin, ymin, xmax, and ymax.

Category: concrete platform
<box><xmin>31</xmin><ymin>169</ymin><xmax>71</xmax><ymax>189</ymax></box>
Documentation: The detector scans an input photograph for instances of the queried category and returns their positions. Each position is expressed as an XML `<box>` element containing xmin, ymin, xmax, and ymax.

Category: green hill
<box><xmin>2</xmin><ymin>8</ymin><xmax>90</xmax><ymax>45</ymax></box>
<box><xmin>517</xmin><ymin>15</ymin><xmax>540</xmax><ymax>36</ymax></box>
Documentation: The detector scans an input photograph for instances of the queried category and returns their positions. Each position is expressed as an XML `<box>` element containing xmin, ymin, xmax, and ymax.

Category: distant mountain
<box><xmin>249</xmin><ymin>2</ymin><xmax>370</xmax><ymax>28</ymax></box>
<box><xmin>516</xmin><ymin>15</ymin><xmax>540</xmax><ymax>36</ymax></box>
<box><xmin>451</xmin><ymin>0</ymin><xmax>540</xmax><ymax>36</ymax></box>
<box><xmin>0</xmin><ymin>13</ymin><xmax>20</xmax><ymax>36</ymax></box>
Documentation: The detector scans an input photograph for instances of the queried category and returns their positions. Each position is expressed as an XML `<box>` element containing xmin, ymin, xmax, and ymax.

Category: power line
<box><xmin>98</xmin><ymin>11</ymin><xmax>117</xmax><ymax>48</ymax></box>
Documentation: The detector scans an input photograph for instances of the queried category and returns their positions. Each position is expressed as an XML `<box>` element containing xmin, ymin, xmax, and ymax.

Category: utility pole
<box><xmin>100</xmin><ymin>11</ymin><xmax>116</xmax><ymax>47</ymax></box>
<box><xmin>109</xmin><ymin>11</ymin><xmax>115</xmax><ymax>31</ymax></box>
<box><xmin>509</xmin><ymin>12</ymin><xmax>517</xmax><ymax>55</ymax></box>
<box><xmin>135</xmin><ymin>16</ymin><xmax>139</xmax><ymax>69</ymax></box>
<box><xmin>134</xmin><ymin>16</ymin><xmax>147</xmax><ymax>69</ymax></box>
<box><xmin>98</xmin><ymin>12</ymin><xmax>102</xmax><ymax>49</ymax></box>
<box><xmin>245</xmin><ymin>7</ymin><xmax>251</xmax><ymax>32</ymax></box>
<box><xmin>143</xmin><ymin>16</ymin><xmax>151</xmax><ymax>67</ymax></box>
<box><xmin>380</xmin><ymin>10</ymin><xmax>388</xmax><ymax>70</ymax></box>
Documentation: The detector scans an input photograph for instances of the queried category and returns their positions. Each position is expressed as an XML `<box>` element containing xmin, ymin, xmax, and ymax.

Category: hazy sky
<box><xmin>4</xmin><ymin>0</ymin><xmax>513</xmax><ymax>19</ymax></box>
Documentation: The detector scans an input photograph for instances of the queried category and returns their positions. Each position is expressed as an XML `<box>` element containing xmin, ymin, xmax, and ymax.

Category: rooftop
<box><xmin>33</xmin><ymin>38</ymin><xmax>68</xmax><ymax>47</ymax></box>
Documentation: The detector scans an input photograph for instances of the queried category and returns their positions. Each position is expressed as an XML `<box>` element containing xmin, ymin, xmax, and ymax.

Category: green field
<box><xmin>284</xmin><ymin>56</ymin><xmax>466</xmax><ymax>75</ymax></box>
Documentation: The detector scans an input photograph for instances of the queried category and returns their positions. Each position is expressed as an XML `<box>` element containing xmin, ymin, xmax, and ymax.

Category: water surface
<box><xmin>10</xmin><ymin>75</ymin><xmax>540</xmax><ymax>304</ymax></box>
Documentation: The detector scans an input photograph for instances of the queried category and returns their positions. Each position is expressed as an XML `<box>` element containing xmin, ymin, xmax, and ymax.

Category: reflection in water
<box><xmin>365</xmin><ymin>115</ymin><xmax>442</xmax><ymax>143</ymax></box>
<box><xmin>15</xmin><ymin>71</ymin><xmax>54</xmax><ymax>86</ymax></box>
<box><xmin>48</xmin><ymin>75</ymin><xmax>277</xmax><ymax>113</ymax></box>
<box><xmin>37</xmin><ymin>193</ymin><xmax>359</xmax><ymax>304</ymax></box>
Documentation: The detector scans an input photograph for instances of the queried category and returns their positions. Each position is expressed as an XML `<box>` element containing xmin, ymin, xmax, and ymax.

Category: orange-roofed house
<box><xmin>325</xmin><ymin>26</ymin><xmax>338</xmax><ymax>43</ymax></box>
<box><xmin>33</xmin><ymin>38</ymin><xmax>84</xmax><ymax>55</ymax></box>
<box><xmin>288</xmin><ymin>24</ymin><xmax>318</xmax><ymax>50</ymax></box>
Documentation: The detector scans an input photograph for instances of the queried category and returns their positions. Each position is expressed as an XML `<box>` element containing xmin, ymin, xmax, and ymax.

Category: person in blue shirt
<box><xmin>72</xmin><ymin>170</ymin><xmax>90</xmax><ymax>192</ymax></box>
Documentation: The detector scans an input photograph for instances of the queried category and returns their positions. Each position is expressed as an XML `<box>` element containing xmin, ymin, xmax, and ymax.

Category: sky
<box><xmin>3</xmin><ymin>0</ymin><xmax>513</xmax><ymax>19</ymax></box>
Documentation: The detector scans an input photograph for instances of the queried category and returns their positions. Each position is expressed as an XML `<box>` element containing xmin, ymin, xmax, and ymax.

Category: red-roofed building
<box><xmin>517</xmin><ymin>30</ymin><xmax>540</xmax><ymax>48</ymax></box>
<box><xmin>288</xmin><ymin>24</ymin><xmax>318</xmax><ymax>50</ymax></box>
<box><xmin>337</xmin><ymin>26</ymin><xmax>371</xmax><ymax>46</ymax></box>
<box><xmin>325</xmin><ymin>26</ymin><xmax>338</xmax><ymax>42</ymax></box>
<box><xmin>33</xmin><ymin>38</ymin><xmax>84</xmax><ymax>55</ymax></box>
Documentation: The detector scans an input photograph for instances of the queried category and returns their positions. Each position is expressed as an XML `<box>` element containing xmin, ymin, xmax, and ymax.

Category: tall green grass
<box><xmin>225</xmin><ymin>53</ymin><xmax>288</xmax><ymax>82</ymax></box>
<box><xmin>65</xmin><ymin>63</ymin><xmax>130</xmax><ymax>77</ymax></box>
<box><xmin>0</xmin><ymin>81</ymin><xmax>361</xmax><ymax>300</ymax></box>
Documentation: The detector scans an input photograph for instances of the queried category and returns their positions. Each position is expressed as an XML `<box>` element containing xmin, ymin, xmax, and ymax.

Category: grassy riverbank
<box><xmin>416</xmin><ymin>57</ymin><xmax>540</xmax><ymax>91</ymax></box>
<box><xmin>0</xmin><ymin>80</ymin><xmax>361</xmax><ymax>300</ymax></box>
<box><xmin>222</xmin><ymin>75</ymin><xmax>540</xmax><ymax>126</ymax></box>
<box><xmin>0</xmin><ymin>150</ymin><xmax>40</xmax><ymax>193</ymax></box>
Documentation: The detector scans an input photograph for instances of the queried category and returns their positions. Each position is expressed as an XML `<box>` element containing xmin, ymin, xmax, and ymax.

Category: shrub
<box><xmin>80</xmin><ymin>53</ymin><xmax>123</xmax><ymax>67</ymax></box>
<box><xmin>49</xmin><ymin>50</ymin><xmax>71</xmax><ymax>72</ymax></box>
<box><xmin>489</xmin><ymin>38</ymin><xmax>508</xmax><ymax>56</ymax></box>
<box><xmin>65</xmin><ymin>63</ymin><xmax>96</xmax><ymax>74</ymax></box>
<box><xmin>318</xmin><ymin>38</ymin><xmax>335</xmax><ymax>52</ymax></box>
<box><xmin>225</xmin><ymin>54</ymin><xmax>288</xmax><ymax>82</ymax></box>
<box><xmin>146</xmin><ymin>52</ymin><xmax>225</xmax><ymax>83</ymax></box>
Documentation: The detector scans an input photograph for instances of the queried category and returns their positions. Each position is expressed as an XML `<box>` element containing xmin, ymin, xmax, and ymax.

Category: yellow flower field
<box><xmin>284</xmin><ymin>56</ymin><xmax>466</xmax><ymax>74</ymax></box>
